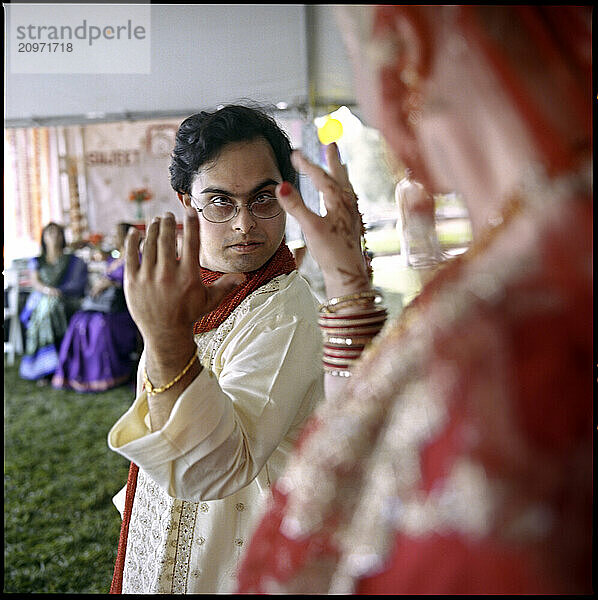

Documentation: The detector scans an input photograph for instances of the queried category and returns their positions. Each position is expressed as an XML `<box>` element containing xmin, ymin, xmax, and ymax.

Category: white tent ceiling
<box><xmin>5</xmin><ymin>4</ymin><xmax>358</xmax><ymax>127</ymax></box>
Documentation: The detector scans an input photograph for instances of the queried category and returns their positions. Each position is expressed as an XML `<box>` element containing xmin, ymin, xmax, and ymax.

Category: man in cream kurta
<box><xmin>107</xmin><ymin>105</ymin><xmax>326</xmax><ymax>593</ymax></box>
<box><xmin>109</xmin><ymin>270</ymin><xmax>323</xmax><ymax>593</ymax></box>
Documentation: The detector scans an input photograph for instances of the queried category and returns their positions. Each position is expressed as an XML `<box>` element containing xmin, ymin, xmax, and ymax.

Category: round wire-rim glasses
<box><xmin>189</xmin><ymin>195</ymin><xmax>283</xmax><ymax>223</ymax></box>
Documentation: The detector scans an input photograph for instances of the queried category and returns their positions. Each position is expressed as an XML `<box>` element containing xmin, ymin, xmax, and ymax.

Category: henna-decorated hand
<box><xmin>275</xmin><ymin>143</ymin><xmax>371</xmax><ymax>299</ymax></box>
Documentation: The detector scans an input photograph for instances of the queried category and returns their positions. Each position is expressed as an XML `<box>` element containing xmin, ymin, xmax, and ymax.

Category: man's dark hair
<box><xmin>169</xmin><ymin>104</ymin><xmax>297</xmax><ymax>195</ymax></box>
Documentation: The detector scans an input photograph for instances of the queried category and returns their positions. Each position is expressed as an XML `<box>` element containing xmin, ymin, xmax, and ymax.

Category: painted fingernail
<box><xmin>279</xmin><ymin>182</ymin><xmax>292</xmax><ymax>196</ymax></box>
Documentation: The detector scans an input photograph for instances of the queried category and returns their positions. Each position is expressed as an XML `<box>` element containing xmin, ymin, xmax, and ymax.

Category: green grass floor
<box><xmin>3</xmin><ymin>359</ymin><xmax>134</xmax><ymax>593</ymax></box>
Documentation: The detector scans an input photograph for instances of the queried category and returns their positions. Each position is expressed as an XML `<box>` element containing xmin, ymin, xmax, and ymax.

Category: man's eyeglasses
<box><xmin>190</xmin><ymin>194</ymin><xmax>282</xmax><ymax>223</ymax></box>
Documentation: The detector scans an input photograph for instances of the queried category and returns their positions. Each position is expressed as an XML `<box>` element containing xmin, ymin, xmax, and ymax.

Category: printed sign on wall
<box><xmin>83</xmin><ymin>118</ymin><xmax>185</xmax><ymax>236</ymax></box>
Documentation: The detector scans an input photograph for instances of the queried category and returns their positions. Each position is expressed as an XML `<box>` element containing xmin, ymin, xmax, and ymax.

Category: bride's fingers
<box><xmin>291</xmin><ymin>150</ymin><xmax>349</xmax><ymax>216</ymax></box>
<box><xmin>324</xmin><ymin>144</ymin><xmax>360</xmax><ymax>215</ymax></box>
<box><xmin>291</xmin><ymin>150</ymin><xmax>340</xmax><ymax>197</ymax></box>
<box><xmin>275</xmin><ymin>181</ymin><xmax>320</xmax><ymax>230</ymax></box>
<box><xmin>325</xmin><ymin>143</ymin><xmax>351</xmax><ymax>188</ymax></box>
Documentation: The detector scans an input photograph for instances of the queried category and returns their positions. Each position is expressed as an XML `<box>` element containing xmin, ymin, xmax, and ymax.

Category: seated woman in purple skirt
<box><xmin>52</xmin><ymin>223</ymin><xmax>140</xmax><ymax>392</ymax></box>
<box><xmin>19</xmin><ymin>222</ymin><xmax>89</xmax><ymax>383</ymax></box>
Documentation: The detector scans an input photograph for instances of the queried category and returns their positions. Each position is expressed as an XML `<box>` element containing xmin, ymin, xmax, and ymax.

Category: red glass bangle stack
<box><xmin>319</xmin><ymin>290</ymin><xmax>387</xmax><ymax>377</ymax></box>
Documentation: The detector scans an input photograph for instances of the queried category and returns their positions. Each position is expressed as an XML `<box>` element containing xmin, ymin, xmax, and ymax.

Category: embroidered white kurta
<box><xmin>108</xmin><ymin>272</ymin><xmax>324</xmax><ymax>593</ymax></box>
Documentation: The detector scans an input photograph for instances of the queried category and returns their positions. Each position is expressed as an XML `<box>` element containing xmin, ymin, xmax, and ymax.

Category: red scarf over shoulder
<box><xmin>109</xmin><ymin>242</ymin><xmax>296</xmax><ymax>593</ymax></box>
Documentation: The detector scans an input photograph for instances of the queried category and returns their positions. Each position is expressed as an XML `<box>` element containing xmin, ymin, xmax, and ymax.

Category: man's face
<box><xmin>187</xmin><ymin>138</ymin><xmax>286</xmax><ymax>273</ymax></box>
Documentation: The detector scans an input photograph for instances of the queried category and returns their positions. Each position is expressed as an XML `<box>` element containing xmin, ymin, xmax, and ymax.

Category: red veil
<box><xmin>236</xmin><ymin>6</ymin><xmax>592</xmax><ymax>594</ymax></box>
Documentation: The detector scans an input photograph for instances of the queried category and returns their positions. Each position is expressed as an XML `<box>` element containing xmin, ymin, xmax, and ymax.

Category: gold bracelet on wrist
<box><xmin>319</xmin><ymin>289</ymin><xmax>383</xmax><ymax>314</ymax></box>
<box><xmin>143</xmin><ymin>349</ymin><xmax>198</xmax><ymax>396</ymax></box>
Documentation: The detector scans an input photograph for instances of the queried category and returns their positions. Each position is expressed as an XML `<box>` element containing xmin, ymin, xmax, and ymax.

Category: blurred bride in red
<box><xmin>237</xmin><ymin>5</ymin><xmax>592</xmax><ymax>595</ymax></box>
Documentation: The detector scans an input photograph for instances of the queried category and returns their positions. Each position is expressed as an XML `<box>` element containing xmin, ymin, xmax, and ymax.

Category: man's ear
<box><xmin>177</xmin><ymin>192</ymin><xmax>192</xmax><ymax>208</ymax></box>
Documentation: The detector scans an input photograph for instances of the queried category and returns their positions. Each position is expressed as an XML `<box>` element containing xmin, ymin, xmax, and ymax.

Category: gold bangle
<box><xmin>319</xmin><ymin>289</ymin><xmax>383</xmax><ymax>314</ymax></box>
<box><xmin>143</xmin><ymin>349</ymin><xmax>198</xmax><ymax>396</ymax></box>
